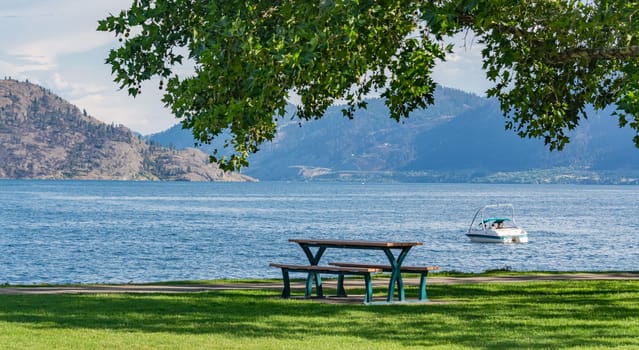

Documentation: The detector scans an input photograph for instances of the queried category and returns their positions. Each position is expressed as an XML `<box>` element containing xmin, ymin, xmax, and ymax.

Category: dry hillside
<box><xmin>0</xmin><ymin>79</ymin><xmax>254</xmax><ymax>181</ymax></box>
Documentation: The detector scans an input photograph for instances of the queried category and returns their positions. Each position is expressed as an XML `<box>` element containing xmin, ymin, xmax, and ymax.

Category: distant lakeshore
<box><xmin>1</xmin><ymin>167</ymin><xmax>638</xmax><ymax>185</ymax></box>
<box><xmin>285</xmin><ymin>167</ymin><xmax>639</xmax><ymax>185</ymax></box>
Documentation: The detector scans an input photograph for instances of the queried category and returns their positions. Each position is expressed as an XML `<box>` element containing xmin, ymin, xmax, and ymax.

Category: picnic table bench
<box><xmin>269</xmin><ymin>263</ymin><xmax>383</xmax><ymax>303</ymax></box>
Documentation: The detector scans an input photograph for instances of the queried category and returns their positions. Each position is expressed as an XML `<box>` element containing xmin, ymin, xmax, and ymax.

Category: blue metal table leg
<box><xmin>281</xmin><ymin>268</ymin><xmax>291</xmax><ymax>298</ymax></box>
<box><xmin>299</xmin><ymin>244</ymin><xmax>327</xmax><ymax>297</ymax></box>
<box><xmin>384</xmin><ymin>247</ymin><xmax>412</xmax><ymax>302</ymax></box>
<box><xmin>336</xmin><ymin>273</ymin><xmax>347</xmax><ymax>297</ymax></box>
<box><xmin>418</xmin><ymin>271</ymin><xmax>429</xmax><ymax>301</ymax></box>
<box><xmin>364</xmin><ymin>273</ymin><xmax>373</xmax><ymax>303</ymax></box>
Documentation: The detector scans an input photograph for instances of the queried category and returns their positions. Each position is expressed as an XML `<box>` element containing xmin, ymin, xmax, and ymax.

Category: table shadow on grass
<box><xmin>0</xmin><ymin>281</ymin><xmax>638</xmax><ymax>349</ymax></box>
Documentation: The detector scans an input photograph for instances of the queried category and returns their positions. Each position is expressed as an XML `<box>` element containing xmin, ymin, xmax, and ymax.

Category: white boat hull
<box><xmin>466</xmin><ymin>228</ymin><xmax>528</xmax><ymax>243</ymax></box>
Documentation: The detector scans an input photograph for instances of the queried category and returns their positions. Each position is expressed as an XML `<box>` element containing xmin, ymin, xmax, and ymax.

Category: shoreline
<box><xmin>2</xmin><ymin>272</ymin><xmax>638</xmax><ymax>295</ymax></box>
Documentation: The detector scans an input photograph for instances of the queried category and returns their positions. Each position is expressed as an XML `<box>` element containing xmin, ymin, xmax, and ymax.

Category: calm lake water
<box><xmin>0</xmin><ymin>180</ymin><xmax>638</xmax><ymax>284</ymax></box>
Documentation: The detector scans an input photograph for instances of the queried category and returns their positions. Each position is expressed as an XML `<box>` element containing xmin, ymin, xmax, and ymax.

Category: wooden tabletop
<box><xmin>288</xmin><ymin>238</ymin><xmax>422</xmax><ymax>248</ymax></box>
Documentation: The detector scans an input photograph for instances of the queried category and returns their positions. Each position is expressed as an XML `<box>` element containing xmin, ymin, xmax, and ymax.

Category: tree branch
<box><xmin>554</xmin><ymin>46</ymin><xmax>639</xmax><ymax>64</ymax></box>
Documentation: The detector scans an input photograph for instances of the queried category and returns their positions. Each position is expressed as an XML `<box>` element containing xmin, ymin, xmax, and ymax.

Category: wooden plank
<box><xmin>288</xmin><ymin>238</ymin><xmax>422</xmax><ymax>248</ymax></box>
<box><xmin>328</xmin><ymin>262</ymin><xmax>440</xmax><ymax>272</ymax></box>
<box><xmin>269</xmin><ymin>263</ymin><xmax>382</xmax><ymax>273</ymax></box>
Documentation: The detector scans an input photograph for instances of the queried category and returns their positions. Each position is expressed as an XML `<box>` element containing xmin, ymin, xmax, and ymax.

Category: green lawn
<box><xmin>1</xmin><ymin>279</ymin><xmax>638</xmax><ymax>349</ymax></box>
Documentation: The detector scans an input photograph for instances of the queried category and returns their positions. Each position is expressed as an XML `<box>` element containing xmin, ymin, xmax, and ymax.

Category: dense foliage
<box><xmin>98</xmin><ymin>0</ymin><xmax>639</xmax><ymax>171</ymax></box>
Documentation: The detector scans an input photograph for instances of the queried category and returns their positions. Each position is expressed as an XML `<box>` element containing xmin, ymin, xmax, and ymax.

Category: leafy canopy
<box><xmin>98</xmin><ymin>0</ymin><xmax>639</xmax><ymax>171</ymax></box>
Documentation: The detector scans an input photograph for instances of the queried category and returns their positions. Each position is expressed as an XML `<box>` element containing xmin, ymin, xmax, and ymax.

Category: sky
<box><xmin>0</xmin><ymin>0</ymin><xmax>491</xmax><ymax>135</ymax></box>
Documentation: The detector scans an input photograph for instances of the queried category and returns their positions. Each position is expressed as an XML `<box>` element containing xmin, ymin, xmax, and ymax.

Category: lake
<box><xmin>0</xmin><ymin>180</ymin><xmax>637</xmax><ymax>284</ymax></box>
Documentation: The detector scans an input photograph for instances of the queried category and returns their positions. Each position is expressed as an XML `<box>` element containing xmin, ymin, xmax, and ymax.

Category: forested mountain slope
<box><xmin>148</xmin><ymin>87</ymin><xmax>639</xmax><ymax>183</ymax></box>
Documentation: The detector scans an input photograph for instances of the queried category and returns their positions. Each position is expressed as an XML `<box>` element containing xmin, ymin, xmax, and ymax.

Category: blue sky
<box><xmin>0</xmin><ymin>1</ymin><xmax>490</xmax><ymax>135</ymax></box>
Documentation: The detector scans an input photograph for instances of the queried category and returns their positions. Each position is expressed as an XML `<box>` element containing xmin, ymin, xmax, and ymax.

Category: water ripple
<box><xmin>0</xmin><ymin>180</ymin><xmax>637</xmax><ymax>284</ymax></box>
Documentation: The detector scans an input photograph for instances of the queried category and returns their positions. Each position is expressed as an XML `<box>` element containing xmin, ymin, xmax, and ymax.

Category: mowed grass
<box><xmin>1</xmin><ymin>278</ymin><xmax>638</xmax><ymax>349</ymax></box>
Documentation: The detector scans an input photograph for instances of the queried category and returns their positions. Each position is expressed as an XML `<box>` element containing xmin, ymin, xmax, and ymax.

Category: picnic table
<box><xmin>288</xmin><ymin>238</ymin><xmax>423</xmax><ymax>302</ymax></box>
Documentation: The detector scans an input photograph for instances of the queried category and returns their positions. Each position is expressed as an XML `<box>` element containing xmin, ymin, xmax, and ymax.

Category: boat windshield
<box><xmin>483</xmin><ymin>218</ymin><xmax>511</xmax><ymax>224</ymax></box>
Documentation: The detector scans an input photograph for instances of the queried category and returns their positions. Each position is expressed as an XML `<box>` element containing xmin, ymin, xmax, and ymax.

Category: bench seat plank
<box><xmin>328</xmin><ymin>262</ymin><xmax>439</xmax><ymax>272</ymax></box>
<box><xmin>269</xmin><ymin>263</ymin><xmax>382</xmax><ymax>274</ymax></box>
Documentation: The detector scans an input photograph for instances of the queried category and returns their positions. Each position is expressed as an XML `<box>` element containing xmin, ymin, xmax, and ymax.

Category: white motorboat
<box><xmin>467</xmin><ymin>204</ymin><xmax>528</xmax><ymax>243</ymax></box>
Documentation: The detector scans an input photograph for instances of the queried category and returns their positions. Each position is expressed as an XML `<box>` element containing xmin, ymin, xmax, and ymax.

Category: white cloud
<box><xmin>1</xmin><ymin>0</ymin><xmax>124</xmax><ymax>69</ymax></box>
<box><xmin>49</xmin><ymin>73</ymin><xmax>109</xmax><ymax>100</ymax></box>
<box><xmin>0</xmin><ymin>57</ymin><xmax>55</xmax><ymax>76</ymax></box>
<box><xmin>73</xmin><ymin>91</ymin><xmax>174</xmax><ymax>132</ymax></box>
<box><xmin>8</xmin><ymin>32</ymin><xmax>113</xmax><ymax>70</ymax></box>
<box><xmin>433</xmin><ymin>34</ymin><xmax>490</xmax><ymax>96</ymax></box>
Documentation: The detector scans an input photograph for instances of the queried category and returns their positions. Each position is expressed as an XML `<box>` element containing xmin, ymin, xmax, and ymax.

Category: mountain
<box><xmin>0</xmin><ymin>79</ymin><xmax>254</xmax><ymax>181</ymax></box>
<box><xmin>147</xmin><ymin>87</ymin><xmax>639</xmax><ymax>183</ymax></box>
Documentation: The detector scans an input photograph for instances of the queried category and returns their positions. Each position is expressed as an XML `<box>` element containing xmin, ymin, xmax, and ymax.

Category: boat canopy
<box><xmin>482</xmin><ymin>218</ymin><xmax>511</xmax><ymax>224</ymax></box>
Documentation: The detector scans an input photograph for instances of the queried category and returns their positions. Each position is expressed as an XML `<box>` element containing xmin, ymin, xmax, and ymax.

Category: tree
<box><xmin>447</xmin><ymin>0</ymin><xmax>639</xmax><ymax>151</ymax></box>
<box><xmin>98</xmin><ymin>0</ymin><xmax>639</xmax><ymax>171</ymax></box>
